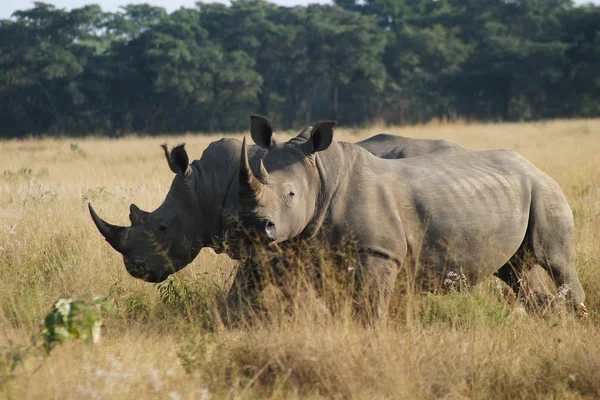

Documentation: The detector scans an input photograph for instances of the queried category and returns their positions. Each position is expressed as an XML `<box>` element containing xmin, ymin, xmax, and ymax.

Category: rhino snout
<box><xmin>248</xmin><ymin>218</ymin><xmax>277</xmax><ymax>241</ymax></box>
<box><xmin>123</xmin><ymin>255</ymin><xmax>168</xmax><ymax>282</ymax></box>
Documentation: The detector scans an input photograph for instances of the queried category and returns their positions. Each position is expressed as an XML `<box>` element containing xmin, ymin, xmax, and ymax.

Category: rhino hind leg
<box><xmin>538</xmin><ymin>257</ymin><xmax>586</xmax><ymax>314</ymax></box>
<box><xmin>355</xmin><ymin>252</ymin><xmax>399</xmax><ymax>324</ymax></box>
<box><xmin>494</xmin><ymin>263</ymin><xmax>524</xmax><ymax>302</ymax></box>
<box><xmin>528</xmin><ymin>186</ymin><xmax>586</xmax><ymax>314</ymax></box>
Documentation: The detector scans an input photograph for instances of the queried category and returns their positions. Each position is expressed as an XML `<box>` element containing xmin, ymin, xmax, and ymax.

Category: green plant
<box><xmin>419</xmin><ymin>289</ymin><xmax>511</xmax><ymax>327</ymax></box>
<box><xmin>156</xmin><ymin>277</ymin><xmax>215</xmax><ymax>330</ymax></box>
<box><xmin>123</xmin><ymin>291</ymin><xmax>151</xmax><ymax>321</ymax></box>
<box><xmin>41</xmin><ymin>295</ymin><xmax>114</xmax><ymax>354</ymax></box>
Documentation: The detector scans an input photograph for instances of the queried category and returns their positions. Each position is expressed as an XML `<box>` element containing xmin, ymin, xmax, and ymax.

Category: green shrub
<box><xmin>41</xmin><ymin>295</ymin><xmax>113</xmax><ymax>354</ymax></box>
<box><xmin>419</xmin><ymin>289</ymin><xmax>511</xmax><ymax>327</ymax></box>
<box><xmin>156</xmin><ymin>276</ymin><xmax>216</xmax><ymax>331</ymax></box>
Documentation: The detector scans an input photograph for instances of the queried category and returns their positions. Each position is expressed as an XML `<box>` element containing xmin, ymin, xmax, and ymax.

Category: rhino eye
<box><xmin>158</xmin><ymin>225</ymin><xmax>167</xmax><ymax>233</ymax></box>
<box><xmin>289</xmin><ymin>191</ymin><xmax>295</xmax><ymax>197</ymax></box>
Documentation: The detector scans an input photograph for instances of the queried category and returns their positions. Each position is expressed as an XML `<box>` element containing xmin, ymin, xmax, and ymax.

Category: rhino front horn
<box><xmin>239</xmin><ymin>137</ymin><xmax>263</xmax><ymax>196</ymax></box>
<box><xmin>88</xmin><ymin>203</ymin><xmax>131</xmax><ymax>254</ymax></box>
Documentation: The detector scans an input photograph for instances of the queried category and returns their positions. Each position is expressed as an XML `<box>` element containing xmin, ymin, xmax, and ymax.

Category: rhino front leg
<box><xmin>355</xmin><ymin>252</ymin><xmax>399</xmax><ymax>324</ymax></box>
<box><xmin>224</xmin><ymin>259</ymin><xmax>266</xmax><ymax>325</ymax></box>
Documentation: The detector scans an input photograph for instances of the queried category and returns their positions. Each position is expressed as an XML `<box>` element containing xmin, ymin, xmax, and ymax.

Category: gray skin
<box><xmin>88</xmin><ymin>128</ymin><xmax>465</xmax><ymax>304</ymax></box>
<box><xmin>237</xmin><ymin>115</ymin><xmax>587</xmax><ymax>321</ymax></box>
<box><xmin>356</xmin><ymin>134</ymin><xmax>462</xmax><ymax>159</ymax></box>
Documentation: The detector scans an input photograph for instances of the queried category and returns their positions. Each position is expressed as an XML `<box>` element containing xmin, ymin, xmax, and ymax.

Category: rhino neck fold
<box><xmin>193</xmin><ymin>138</ymin><xmax>268</xmax><ymax>253</ymax></box>
<box><xmin>300</xmin><ymin>141</ymin><xmax>349</xmax><ymax>240</ymax></box>
<box><xmin>217</xmin><ymin>167</ymin><xmax>239</xmax><ymax>242</ymax></box>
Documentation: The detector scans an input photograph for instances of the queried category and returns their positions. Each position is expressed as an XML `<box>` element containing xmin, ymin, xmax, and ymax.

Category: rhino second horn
<box><xmin>256</xmin><ymin>159</ymin><xmax>270</xmax><ymax>183</ymax></box>
<box><xmin>129</xmin><ymin>203</ymin><xmax>149</xmax><ymax>225</ymax></box>
<box><xmin>239</xmin><ymin>137</ymin><xmax>263</xmax><ymax>195</ymax></box>
<box><xmin>88</xmin><ymin>203</ymin><xmax>131</xmax><ymax>254</ymax></box>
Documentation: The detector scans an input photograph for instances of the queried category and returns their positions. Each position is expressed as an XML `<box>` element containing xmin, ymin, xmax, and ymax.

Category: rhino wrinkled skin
<box><xmin>237</xmin><ymin>115</ymin><xmax>586</xmax><ymax>320</ymax></box>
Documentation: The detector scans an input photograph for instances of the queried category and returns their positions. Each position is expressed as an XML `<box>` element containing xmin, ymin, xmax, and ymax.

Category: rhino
<box><xmin>89</xmin><ymin>129</ymin><xmax>465</xmax><ymax>285</ymax></box>
<box><xmin>237</xmin><ymin>115</ymin><xmax>587</xmax><ymax>320</ymax></box>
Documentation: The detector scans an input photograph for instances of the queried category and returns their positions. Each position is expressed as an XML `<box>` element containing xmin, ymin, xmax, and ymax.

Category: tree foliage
<box><xmin>0</xmin><ymin>0</ymin><xmax>599</xmax><ymax>136</ymax></box>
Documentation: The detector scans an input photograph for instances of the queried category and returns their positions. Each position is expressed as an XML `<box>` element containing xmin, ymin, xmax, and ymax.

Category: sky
<box><xmin>1</xmin><ymin>0</ymin><xmax>598</xmax><ymax>19</ymax></box>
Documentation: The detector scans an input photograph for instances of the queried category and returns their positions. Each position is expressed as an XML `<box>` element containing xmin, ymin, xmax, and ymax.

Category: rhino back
<box><xmin>356</xmin><ymin>133</ymin><xmax>463</xmax><ymax>159</ymax></box>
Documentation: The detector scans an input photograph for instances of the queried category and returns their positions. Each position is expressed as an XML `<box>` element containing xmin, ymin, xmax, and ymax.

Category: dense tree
<box><xmin>303</xmin><ymin>5</ymin><xmax>387</xmax><ymax>122</ymax></box>
<box><xmin>0</xmin><ymin>3</ymin><xmax>108</xmax><ymax>135</ymax></box>
<box><xmin>0</xmin><ymin>0</ymin><xmax>599</xmax><ymax>137</ymax></box>
<box><xmin>559</xmin><ymin>4</ymin><xmax>600</xmax><ymax>117</ymax></box>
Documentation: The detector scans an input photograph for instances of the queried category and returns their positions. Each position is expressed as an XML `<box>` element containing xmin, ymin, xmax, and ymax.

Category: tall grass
<box><xmin>1</xmin><ymin>119</ymin><xmax>599</xmax><ymax>398</ymax></box>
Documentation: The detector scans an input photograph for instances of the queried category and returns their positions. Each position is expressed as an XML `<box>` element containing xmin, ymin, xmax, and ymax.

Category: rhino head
<box><xmin>89</xmin><ymin>144</ymin><xmax>204</xmax><ymax>282</ymax></box>
<box><xmin>238</xmin><ymin>115</ymin><xmax>336</xmax><ymax>244</ymax></box>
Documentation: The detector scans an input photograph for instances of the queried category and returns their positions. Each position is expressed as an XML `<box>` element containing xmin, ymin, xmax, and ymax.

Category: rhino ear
<box><xmin>162</xmin><ymin>143</ymin><xmax>191</xmax><ymax>177</ymax></box>
<box><xmin>250</xmin><ymin>114</ymin><xmax>276</xmax><ymax>149</ymax></box>
<box><xmin>161</xmin><ymin>143</ymin><xmax>179</xmax><ymax>174</ymax></box>
<box><xmin>171</xmin><ymin>144</ymin><xmax>191</xmax><ymax>176</ymax></box>
<box><xmin>305</xmin><ymin>121</ymin><xmax>336</xmax><ymax>153</ymax></box>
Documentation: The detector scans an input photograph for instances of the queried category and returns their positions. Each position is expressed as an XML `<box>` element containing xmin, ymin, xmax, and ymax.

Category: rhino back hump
<box><xmin>356</xmin><ymin>134</ymin><xmax>463</xmax><ymax>159</ymax></box>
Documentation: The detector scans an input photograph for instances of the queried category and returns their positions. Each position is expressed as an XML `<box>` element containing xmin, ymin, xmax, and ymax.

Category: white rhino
<box><xmin>237</xmin><ymin>116</ymin><xmax>587</xmax><ymax>321</ymax></box>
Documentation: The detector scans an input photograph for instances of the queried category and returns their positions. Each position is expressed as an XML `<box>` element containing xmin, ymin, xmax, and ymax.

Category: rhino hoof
<box><xmin>576</xmin><ymin>303</ymin><xmax>588</xmax><ymax>319</ymax></box>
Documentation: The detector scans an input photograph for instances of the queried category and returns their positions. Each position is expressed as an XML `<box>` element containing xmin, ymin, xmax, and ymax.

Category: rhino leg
<box><xmin>355</xmin><ymin>252</ymin><xmax>399</xmax><ymax>324</ymax></box>
<box><xmin>494</xmin><ymin>240</ymin><xmax>536</xmax><ymax>301</ymax></box>
<box><xmin>494</xmin><ymin>263</ymin><xmax>523</xmax><ymax>300</ymax></box>
<box><xmin>528</xmin><ymin>187</ymin><xmax>586</xmax><ymax>313</ymax></box>
<box><xmin>540</xmin><ymin>259</ymin><xmax>585</xmax><ymax>312</ymax></box>
<box><xmin>223</xmin><ymin>259</ymin><xmax>266</xmax><ymax>325</ymax></box>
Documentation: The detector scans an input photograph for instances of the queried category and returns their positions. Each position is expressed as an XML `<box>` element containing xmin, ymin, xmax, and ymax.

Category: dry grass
<box><xmin>1</xmin><ymin>119</ymin><xmax>599</xmax><ymax>399</ymax></box>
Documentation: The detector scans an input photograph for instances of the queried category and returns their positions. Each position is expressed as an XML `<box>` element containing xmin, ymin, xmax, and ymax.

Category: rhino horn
<box><xmin>239</xmin><ymin>137</ymin><xmax>263</xmax><ymax>197</ymax></box>
<box><xmin>88</xmin><ymin>203</ymin><xmax>131</xmax><ymax>254</ymax></box>
<box><xmin>129</xmin><ymin>203</ymin><xmax>149</xmax><ymax>225</ymax></box>
<box><xmin>256</xmin><ymin>159</ymin><xmax>270</xmax><ymax>183</ymax></box>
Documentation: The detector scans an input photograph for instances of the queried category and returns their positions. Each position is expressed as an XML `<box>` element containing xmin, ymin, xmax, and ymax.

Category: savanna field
<box><xmin>1</xmin><ymin>119</ymin><xmax>600</xmax><ymax>399</ymax></box>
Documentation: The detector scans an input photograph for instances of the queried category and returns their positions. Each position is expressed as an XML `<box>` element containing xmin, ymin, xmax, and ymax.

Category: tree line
<box><xmin>0</xmin><ymin>0</ymin><xmax>599</xmax><ymax>137</ymax></box>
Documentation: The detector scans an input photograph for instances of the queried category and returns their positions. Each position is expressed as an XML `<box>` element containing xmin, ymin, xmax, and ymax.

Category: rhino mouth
<box><xmin>124</xmin><ymin>254</ymin><xmax>184</xmax><ymax>283</ymax></box>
